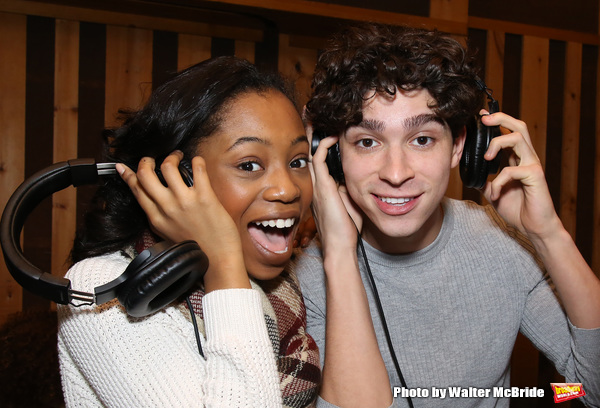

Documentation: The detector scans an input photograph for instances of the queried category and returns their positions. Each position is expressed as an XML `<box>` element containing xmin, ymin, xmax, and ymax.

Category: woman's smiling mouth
<box><xmin>248</xmin><ymin>218</ymin><xmax>296</xmax><ymax>254</ymax></box>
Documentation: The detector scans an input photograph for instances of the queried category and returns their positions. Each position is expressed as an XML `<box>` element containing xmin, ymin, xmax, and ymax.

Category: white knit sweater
<box><xmin>57</xmin><ymin>251</ymin><xmax>283</xmax><ymax>407</ymax></box>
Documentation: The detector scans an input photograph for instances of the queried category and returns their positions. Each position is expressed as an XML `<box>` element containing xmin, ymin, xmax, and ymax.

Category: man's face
<box><xmin>340</xmin><ymin>88</ymin><xmax>465</xmax><ymax>254</ymax></box>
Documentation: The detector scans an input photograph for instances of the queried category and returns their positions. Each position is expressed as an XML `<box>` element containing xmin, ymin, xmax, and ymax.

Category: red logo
<box><xmin>551</xmin><ymin>383</ymin><xmax>586</xmax><ymax>403</ymax></box>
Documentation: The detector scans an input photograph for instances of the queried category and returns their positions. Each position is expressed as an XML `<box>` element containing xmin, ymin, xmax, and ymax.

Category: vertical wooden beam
<box><xmin>177</xmin><ymin>33</ymin><xmax>211</xmax><ymax>71</ymax></box>
<box><xmin>235</xmin><ymin>40</ymin><xmax>255</xmax><ymax>64</ymax></box>
<box><xmin>152</xmin><ymin>30</ymin><xmax>178</xmax><ymax>89</ymax></box>
<box><xmin>277</xmin><ymin>34</ymin><xmax>317</xmax><ymax>109</ymax></box>
<box><xmin>24</xmin><ymin>15</ymin><xmax>54</xmax><ymax>312</ymax></box>
<box><xmin>593</xmin><ymin>6</ymin><xmax>600</xmax><ymax>275</ymax></box>
<box><xmin>52</xmin><ymin>19</ymin><xmax>79</xmax><ymax>284</ymax></box>
<box><xmin>0</xmin><ymin>12</ymin><xmax>27</xmax><ymax>325</ymax></box>
<box><xmin>546</xmin><ymin>40</ymin><xmax>567</xmax><ymax>213</ymax></box>
<box><xmin>479</xmin><ymin>30</ymin><xmax>506</xmax><ymax>206</ymax></box>
<box><xmin>575</xmin><ymin>45</ymin><xmax>598</xmax><ymax>265</ymax></box>
<box><xmin>105</xmin><ymin>25</ymin><xmax>153</xmax><ymax>128</ymax></box>
<box><xmin>520</xmin><ymin>36</ymin><xmax>549</xmax><ymax>167</ymax></box>
<box><xmin>560</xmin><ymin>42</ymin><xmax>583</xmax><ymax>239</ymax></box>
<box><xmin>211</xmin><ymin>37</ymin><xmax>235</xmax><ymax>58</ymax></box>
<box><xmin>485</xmin><ymin>31</ymin><xmax>505</xmax><ymax>108</ymax></box>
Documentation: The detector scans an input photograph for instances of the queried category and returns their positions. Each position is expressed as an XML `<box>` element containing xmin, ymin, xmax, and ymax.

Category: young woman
<box><xmin>57</xmin><ymin>56</ymin><xmax>320</xmax><ymax>407</ymax></box>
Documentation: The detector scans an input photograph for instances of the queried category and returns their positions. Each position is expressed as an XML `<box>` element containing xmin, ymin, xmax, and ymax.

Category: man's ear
<box><xmin>450</xmin><ymin>126</ymin><xmax>467</xmax><ymax>169</ymax></box>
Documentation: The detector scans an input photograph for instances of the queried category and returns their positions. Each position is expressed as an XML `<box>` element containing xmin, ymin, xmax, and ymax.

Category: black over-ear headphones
<box><xmin>0</xmin><ymin>159</ymin><xmax>209</xmax><ymax>317</ymax></box>
<box><xmin>311</xmin><ymin>78</ymin><xmax>502</xmax><ymax>189</ymax></box>
<box><xmin>459</xmin><ymin>78</ymin><xmax>502</xmax><ymax>189</ymax></box>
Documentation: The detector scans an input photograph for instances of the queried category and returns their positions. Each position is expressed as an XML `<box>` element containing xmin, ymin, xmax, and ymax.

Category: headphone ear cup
<box><xmin>460</xmin><ymin>116</ymin><xmax>491</xmax><ymax>189</ymax></box>
<box><xmin>116</xmin><ymin>240</ymin><xmax>208</xmax><ymax>317</ymax></box>
<box><xmin>311</xmin><ymin>130</ymin><xmax>345</xmax><ymax>183</ymax></box>
<box><xmin>178</xmin><ymin>160</ymin><xmax>194</xmax><ymax>187</ymax></box>
<box><xmin>326</xmin><ymin>142</ymin><xmax>345</xmax><ymax>184</ymax></box>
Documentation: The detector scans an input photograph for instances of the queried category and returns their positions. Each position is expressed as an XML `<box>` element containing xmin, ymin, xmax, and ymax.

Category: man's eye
<box><xmin>290</xmin><ymin>158</ymin><xmax>308</xmax><ymax>169</ymax></box>
<box><xmin>357</xmin><ymin>139</ymin><xmax>378</xmax><ymax>148</ymax></box>
<box><xmin>239</xmin><ymin>161</ymin><xmax>262</xmax><ymax>172</ymax></box>
<box><xmin>412</xmin><ymin>136</ymin><xmax>433</xmax><ymax>146</ymax></box>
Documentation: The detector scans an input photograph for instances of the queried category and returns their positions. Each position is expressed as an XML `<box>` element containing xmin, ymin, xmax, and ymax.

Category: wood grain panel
<box><xmin>105</xmin><ymin>26</ymin><xmax>153</xmax><ymax>128</ymax></box>
<box><xmin>278</xmin><ymin>34</ymin><xmax>317</xmax><ymax>109</ymax></box>
<box><xmin>560</xmin><ymin>42</ymin><xmax>583</xmax><ymax>239</ymax></box>
<box><xmin>0</xmin><ymin>0</ymin><xmax>264</xmax><ymax>42</ymax></box>
<box><xmin>52</xmin><ymin>19</ymin><xmax>79</xmax><ymax>283</ymax></box>
<box><xmin>520</xmin><ymin>36</ymin><xmax>549</xmax><ymax>167</ymax></box>
<box><xmin>178</xmin><ymin>34</ymin><xmax>211</xmax><ymax>71</ymax></box>
<box><xmin>429</xmin><ymin>0</ymin><xmax>468</xmax><ymax>23</ymax></box>
<box><xmin>0</xmin><ymin>12</ymin><xmax>27</xmax><ymax>325</ymax></box>
<box><xmin>198</xmin><ymin>0</ymin><xmax>467</xmax><ymax>35</ymax></box>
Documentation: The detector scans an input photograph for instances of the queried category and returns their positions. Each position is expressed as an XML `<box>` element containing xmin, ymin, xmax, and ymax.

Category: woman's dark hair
<box><xmin>305</xmin><ymin>23</ymin><xmax>484</xmax><ymax>138</ymax></box>
<box><xmin>72</xmin><ymin>56</ymin><xmax>297</xmax><ymax>263</ymax></box>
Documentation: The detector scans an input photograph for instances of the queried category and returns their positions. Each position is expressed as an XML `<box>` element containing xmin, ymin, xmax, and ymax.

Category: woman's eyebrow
<box><xmin>291</xmin><ymin>135</ymin><xmax>309</xmax><ymax>146</ymax></box>
<box><xmin>227</xmin><ymin>136</ymin><xmax>268</xmax><ymax>151</ymax></box>
<box><xmin>228</xmin><ymin>135</ymin><xmax>308</xmax><ymax>151</ymax></box>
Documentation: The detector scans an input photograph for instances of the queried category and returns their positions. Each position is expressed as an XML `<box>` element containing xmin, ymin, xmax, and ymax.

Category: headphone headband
<box><xmin>0</xmin><ymin>159</ymin><xmax>117</xmax><ymax>304</ymax></box>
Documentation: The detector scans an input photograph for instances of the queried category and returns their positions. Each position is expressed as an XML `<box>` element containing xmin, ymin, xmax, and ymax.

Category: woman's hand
<box><xmin>117</xmin><ymin>151</ymin><xmax>249</xmax><ymax>291</ymax></box>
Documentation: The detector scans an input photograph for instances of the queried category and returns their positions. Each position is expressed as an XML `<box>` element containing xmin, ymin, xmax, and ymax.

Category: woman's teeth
<box><xmin>253</xmin><ymin>218</ymin><xmax>295</xmax><ymax>228</ymax></box>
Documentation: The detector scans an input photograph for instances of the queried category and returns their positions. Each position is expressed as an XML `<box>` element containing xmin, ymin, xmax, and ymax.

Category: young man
<box><xmin>292</xmin><ymin>23</ymin><xmax>600</xmax><ymax>407</ymax></box>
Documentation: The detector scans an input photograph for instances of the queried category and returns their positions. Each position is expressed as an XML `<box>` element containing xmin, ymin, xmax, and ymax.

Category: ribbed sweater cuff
<box><xmin>202</xmin><ymin>289</ymin><xmax>266</xmax><ymax>342</ymax></box>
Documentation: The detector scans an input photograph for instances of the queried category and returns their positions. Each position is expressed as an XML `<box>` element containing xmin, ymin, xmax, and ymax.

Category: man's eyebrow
<box><xmin>403</xmin><ymin>113</ymin><xmax>447</xmax><ymax>130</ymax></box>
<box><xmin>356</xmin><ymin>114</ymin><xmax>446</xmax><ymax>133</ymax></box>
<box><xmin>227</xmin><ymin>136</ymin><xmax>268</xmax><ymax>151</ymax></box>
<box><xmin>357</xmin><ymin>119</ymin><xmax>386</xmax><ymax>133</ymax></box>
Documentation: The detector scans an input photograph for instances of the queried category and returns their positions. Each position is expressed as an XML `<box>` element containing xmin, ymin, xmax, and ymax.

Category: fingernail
<box><xmin>115</xmin><ymin>163</ymin><xmax>126</xmax><ymax>175</ymax></box>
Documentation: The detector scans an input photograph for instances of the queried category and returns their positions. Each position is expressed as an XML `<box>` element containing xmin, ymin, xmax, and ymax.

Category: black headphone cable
<box><xmin>185</xmin><ymin>296</ymin><xmax>205</xmax><ymax>358</ymax></box>
<box><xmin>356</xmin><ymin>228</ymin><xmax>415</xmax><ymax>408</ymax></box>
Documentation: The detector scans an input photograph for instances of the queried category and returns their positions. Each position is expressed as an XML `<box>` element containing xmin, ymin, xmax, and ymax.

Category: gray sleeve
<box><xmin>519</xmin><ymin>261</ymin><xmax>600</xmax><ymax>407</ymax></box>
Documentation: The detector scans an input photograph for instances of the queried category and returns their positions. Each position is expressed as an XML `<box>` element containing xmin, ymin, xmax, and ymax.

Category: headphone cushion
<box><xmin>460</xmin><ymin>116</ymin><xmax>491</xmax><ymax>189</ymax></box>
<box><xmin>326</xmin><ymin>143</ymin><xmax>345</xmax><ymax>183</ymax></box>
<box><xmin>117</xmin><ymin>241</ymin><xmax>208</xmax><ymax>317</ymax></box>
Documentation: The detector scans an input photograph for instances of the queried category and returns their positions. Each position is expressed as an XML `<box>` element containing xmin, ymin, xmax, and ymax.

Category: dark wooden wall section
<box><xmin>0</xmin><ymin>1</ymin><xmax>598</xmax><ymax>407</ymax></box>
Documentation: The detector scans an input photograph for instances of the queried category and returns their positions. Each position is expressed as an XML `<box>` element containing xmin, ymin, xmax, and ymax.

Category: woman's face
<box><xmin>198</xmin><ymin>90</ymin><xmax>312</xmax><ymax>280</ymax></box>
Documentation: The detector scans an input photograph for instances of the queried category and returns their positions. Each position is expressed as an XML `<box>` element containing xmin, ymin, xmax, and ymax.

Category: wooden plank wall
<box><xmin>0</xmin><ymin>1</ymin><xmax>598</xmax><ymax>405</ymax></box>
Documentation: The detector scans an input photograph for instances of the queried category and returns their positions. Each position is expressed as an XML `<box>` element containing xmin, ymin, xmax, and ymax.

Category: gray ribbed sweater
<box><xmin>292</xmin><ymin>198</ymin><xmax>600</xmax><ymax>407</ymax></box>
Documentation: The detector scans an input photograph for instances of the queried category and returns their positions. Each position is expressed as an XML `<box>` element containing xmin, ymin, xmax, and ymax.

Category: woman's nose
<box><xmin>262</xmin><ymin>170</ymin><xmax>301</xmax><ymax>202</ymax></box>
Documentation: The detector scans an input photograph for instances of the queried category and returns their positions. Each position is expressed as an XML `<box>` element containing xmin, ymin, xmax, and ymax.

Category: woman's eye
<box><xmin>290</xmin><ymin>157</ymin><xmax>308</xmax><ymax>169</ymax></box>
<box><xmin>239</xmin><ymin>161</ymin><xmax>262</xmax><ymax>172</ymax></box>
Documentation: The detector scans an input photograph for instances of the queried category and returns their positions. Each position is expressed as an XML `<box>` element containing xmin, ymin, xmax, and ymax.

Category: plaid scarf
<box><xmin>135</xmin><ymin>234</ymin><xmax>320</xmax><ymax>407</ymax></box>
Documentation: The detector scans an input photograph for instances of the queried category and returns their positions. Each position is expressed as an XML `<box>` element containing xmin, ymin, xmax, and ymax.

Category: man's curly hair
<box><xmin>305</xmin><ymin>23</ymin><xmax>485</xmax><ymax>139</ymax></box>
